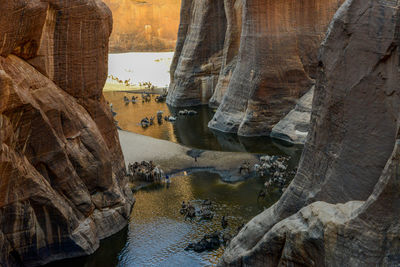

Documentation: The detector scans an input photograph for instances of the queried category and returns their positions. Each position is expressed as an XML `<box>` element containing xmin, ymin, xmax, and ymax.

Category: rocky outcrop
<box><xmin>220</xmin><ymin>0</ymin><xmax>400</xmax><ymax>265</ymax></box>
<box><xmin>102</xmin><ymin>0</ymin><xmax>181</xmax><ymax>52</ymax></box>
<box><xmin>208</xmin><ymin>0</ymin><xmax>243</xmax><ymax>108</ymax></box>
<box><xmin>270</xmin><ymin>86</ymin><xmax>314</xmax><ymax>144</ymax></box>
<box><xmin>167</xmin><ymin>0</ymin><xmax>227</xmax><ymax>107</ymax></box>
<box><xmin>209</xmin><ymin>0</ymin><xmax>343</xmax><ymax>136</ymax></box>
<box><xmin>169</xmin><ymin>0</ymin><xmax>342</xmax><ymax>135</ymax></box>
<box><xmin>0</xmin><ymin>1</ymin><xmax>134</xmax><ymax>266</ymax></box>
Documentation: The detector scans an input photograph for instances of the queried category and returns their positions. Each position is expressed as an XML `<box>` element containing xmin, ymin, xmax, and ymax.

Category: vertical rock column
<box><xmin>167</xmin><ymin>0</ymin><xmax>227</xmax><ymax>107</ymax></box>
<box><xmin>220</xmin><ymin>0</ymin><xmax>400</xmax><ymax>265</ymax></box>
<box><xmin>209</xmin><ymin>0</ymin><xmax>343</xmax><ymax>136</ymax></box>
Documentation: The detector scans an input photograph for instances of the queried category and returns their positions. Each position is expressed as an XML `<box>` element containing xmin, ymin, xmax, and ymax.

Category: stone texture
<box><xmin>167</xmin><ymin>0</ymin><xmax>227</xmax><ymax>107</ymax></box>
<box><xmin>220</xmin><ymin>0</ymin><xmax>400</xmax><ymax>265</ymax></box>
<box><xmin>208</xmin><ymin>0</ymin><xmax>243</xmax><ymax>108</ymax></box>
<box><xmin>0</xmin><ymin>1</ymin><xmax>134</xmax><ymax>266</ymax></box>
<box><xmin>270</xmin><ymin>86</ymin><xmax>314</xmax><ymax>144</ymax></box>
<box><xmin>103</xmin><ymin>0</ymin><xmax>181</xmax><ymax>52</ymax></box>
<box><xmin>209</xmin><ymin>0</ymin><xmax>343</xmax><ymax>136</ymax></box>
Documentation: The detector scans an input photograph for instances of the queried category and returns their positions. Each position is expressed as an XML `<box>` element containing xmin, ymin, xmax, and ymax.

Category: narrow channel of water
<box><xmin>47</xmin><ymin>52</ymin><xmax>304</xmax><ymax>266</ymax></box>
<box><xmin>48</xmin><ymin>172</ymin><xmax>285</xmax><ymax>267</ymax></box>
<box><xmin>104</xmin><ymin>91</ymin><xmax>303</xmax><ymax>156</ymax></box>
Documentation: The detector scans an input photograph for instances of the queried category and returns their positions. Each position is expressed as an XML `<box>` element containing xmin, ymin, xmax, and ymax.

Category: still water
<box><xmin>104</xmin><ymin>91</ymin><xmax>303</xmax><ymax>155</ymax></box>
<box><xmin>48</xmin><ymin>172</ymin><xmax>285</xmax><ymax>267</ymax></box>
<box><xmin>48</xmin><ymin>53</ymin><xmax>303</xmax><ymax>266</ymax></box>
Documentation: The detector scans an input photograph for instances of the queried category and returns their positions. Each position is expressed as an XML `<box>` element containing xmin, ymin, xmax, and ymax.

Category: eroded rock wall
<box><xmin>0</xmin><ymin>1</ymin><xmax>134</xmax><ymax>265</ymax></box>
<box><xmin>167</xmin><ymin>0</ymin><xmax>227</xmax><ymax>107</ymax></box>
<box><xmin>220</xmin><ymin>0</ymin><xmax>400</xmax><ymax>265</ymax></box>
<box><xmin>209</xmin><ymin>0</ymin><xmax>343</xmax><ymax>136</ymax></box>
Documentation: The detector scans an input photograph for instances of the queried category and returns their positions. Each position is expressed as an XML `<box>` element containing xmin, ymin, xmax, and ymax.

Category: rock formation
<box><xmin>219</xmin><ymin>0</ymin><xmax>400</xmax><ymax>265</ymax></box>
<box><xmin>167</xmin><ymin>0</ymin><xmax>227</xmax><ymax>107</ymax></box>
<box><xmin>102</xmin><ymin>0</ymin><xmax>181</xmax><ymax>52</ymax></box>
<box><xmin>0</xmin><ymin>1</ymin><xmax>134</xmax><ymax>266</ymax></box>
<box><xmin>209</xmin><ymin>0</ymin><xmax>343</xmax><ymax>136</ymax></box>
<box><xmin>169</xmin><ymin>0</ymin><xmax>343</xmax><ymax>136</ymax></box>
<box><xmin>208</xmin><ymin>0</ymin><xmax>243</xmax><ymax>108</ymax></box>
<box><xmin>270</xmin><ymin>87</ymin><xmax>314</xmax><ymax>145</ymax></box>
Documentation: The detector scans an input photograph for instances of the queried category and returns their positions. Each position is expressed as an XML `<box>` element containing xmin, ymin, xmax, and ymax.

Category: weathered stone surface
<box><xmin>0</xmin><ymin>1</ymin><xmax>134</xmax><ymax>266</ymax></box>
<box><xmin>209</xmin><ymin>0</ymin><xmax>343</xmax><ymax>136</ymax></box>
<box><xmin>208</xmin><ymin>0</ymin><xmax>243</xmax><ymax>108</ymax></box>
<box><xmin>102</xmin><ymin>0</ymin><xmax>181</xmax><ymax>52</ymax></box>
<box><xmin>270</xmin><ymin>86</ymin><xmax>314</xmax><ymax>144</ymax></box>
<box><xmin>220</xmin><ymin>0</ymin><xmax>400</xmax><ymax>265</ymax></box>
<box><xmin>167</xmin><ymin>0</ymin><xmax>227</xmax><ymax>107</ymax></box>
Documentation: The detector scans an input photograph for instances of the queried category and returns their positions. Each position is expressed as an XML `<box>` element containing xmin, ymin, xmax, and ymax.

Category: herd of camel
<box><xmin>108</xmin><ymin>75</ymin><xmax>156</xmax><ymax>90</ymax></box>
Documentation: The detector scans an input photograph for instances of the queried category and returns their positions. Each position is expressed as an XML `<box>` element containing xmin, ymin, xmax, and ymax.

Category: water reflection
<box><xmin>104</xmin><ymin>91</ymin><xmax>303</xmax><ymax>157</ymax></box>
<box><xmin>118</xmin><ymin>172</ymin><xmax>283</xmax><ymax>266</ymax></box>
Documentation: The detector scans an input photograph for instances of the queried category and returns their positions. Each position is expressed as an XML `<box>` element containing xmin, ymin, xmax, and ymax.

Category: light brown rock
<box><xmin>167</xmin><ymin>0</ymin><xmax>227</xmax><ymax>107</ymax></box>
<box><xmin>0</xmin><ymin>1</ymin><xmax>134</xmax><ymax>266</ymax></box>
<box><xmin>220</xmin><ymin>0</ymin><xmax>400</xmax><ymax>265</ymax></box>
<box><xmin>209</xmin><ymin>0</ymin><xmax>343</xmax><ymax>136</ymax></box>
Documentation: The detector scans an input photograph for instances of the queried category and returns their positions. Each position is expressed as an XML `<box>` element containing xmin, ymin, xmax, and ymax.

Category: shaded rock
<box><xmin>0</xmin><ymin>1</ymin><xmax>134</xmax><ymax>265</ymax></box>
<box><xmin>209</xmin><ymin>0</ymin><xmax>343</xmax><ymax>136</ymax></box>
<box><xmin>220</xmin><ymin>0</ymin><xmax>400</xmax><ymax>265</ymax></box>
<box><xmin>270</xmin><ymin>86</ymin><xmax>314</xmax><ymax>144</ymax></box>
<box><xmin>209</xmin><ymin>0</ymin><xmax>244</xmax><ymax>108</ymax></box>
<box><xmin>167</xmin><ymin>0</ymin><xmax>227</xmax><ymax>107</ymax></box>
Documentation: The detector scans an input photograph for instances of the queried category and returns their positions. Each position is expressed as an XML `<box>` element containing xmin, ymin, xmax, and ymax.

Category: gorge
<box><xmin>1</xmin><ymin>0</ymin><xmax>400</xmax><ymax>266</ymax></box>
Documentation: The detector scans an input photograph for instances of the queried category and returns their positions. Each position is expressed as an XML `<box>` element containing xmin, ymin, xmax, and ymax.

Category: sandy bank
<box><xmin>118</xmin><ymin>130</ymin><xmax>260</xmax><ymax>182</ymax></box>
<box><xmin>103</xmin><ymin>82</ymin><xmax>167</xmax><ymax>94</ymax></box>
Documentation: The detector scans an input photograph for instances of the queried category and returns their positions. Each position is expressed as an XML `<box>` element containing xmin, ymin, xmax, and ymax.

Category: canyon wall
<box><xmin>167</xmin><ymin>0</ymin><xmax>227</xmax><ymax>107</ymax></box>
<box><xmin>103</xmin><ymin>0</ymin><xmax>181</xmax><ymax>52</ymax></box>
<box><xmin>220</xmin><ymin>0</ymin><xmax>400</xmax><ymax>265</ymax></box>
<box><xmin>0</xmin><ymin>1</ymin><xmax>134</xmax><ymax>266</ymax></box>
<box><xmin>169</xmin><ymin>0</ymin><xmax>343</xmax><ymax>136</ymax></box>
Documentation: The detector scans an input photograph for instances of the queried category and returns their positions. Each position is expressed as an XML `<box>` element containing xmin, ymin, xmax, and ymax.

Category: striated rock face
<box><xmin>103</xmin><ymin>0</ymin><xmax>181</xmax><ymax>53</ymax></box>
<box><xmin>270</xmin><ymin>86</ymin><xmax>314</xmax><ymax>144</ymax></box>
<box><xmin>0</xmin><ymin>1</ymin><xmax>134</xmax><ymax>266</ymax></box>
<box><xmin>169</xmin><ymin>0</ymin><xmax>342</xmax><ymax>135</ymax></box>
<box><xmin>167</xmin><ymin>0</ymin><xmax>227</xmax><ymax>107</ymax></box>
<box><xmin>220</xmin><ymin>0</ymin><xmax>400</xmax><ymax>265</ymax></box>
<box><xmin>209</xmin><ymin>0</ymin><xmax>343</xmax><ymax>136</ymax></box>
<box><xmin>208</xmin><ymin>0</ymin><xmax>243</xmax><ymax>108</ymax></box>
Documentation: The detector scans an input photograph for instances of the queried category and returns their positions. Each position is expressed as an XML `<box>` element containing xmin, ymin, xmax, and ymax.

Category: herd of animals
<box><xmin>110</xmin><ymin>88</ymin><xmax>296</xmax><ymax>255</ymax></box>
<box><xmin>108</xmin><ymin>75</ymin><xmax>156</xmax><ymax>90</ymax></box>
<box><xmin>108</xmin><ymin>91</ymin><xmax>199</xmax><ymax>129</ymax></box>
<box><xmin>126</xmin><ymin>155</ymin><xmax>295</xmax><ymax>254</ymax></box>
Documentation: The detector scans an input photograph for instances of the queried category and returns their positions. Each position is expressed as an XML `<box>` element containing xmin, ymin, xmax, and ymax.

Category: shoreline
<box><xmin>118</xmin><ymin>130</ymin><xmax>261</xmax><ymax>183</ymax></box>
<box><xmin>103</xmin><ymin>83</ymin><xmax>168</xmax><ymax>94</ymax></box>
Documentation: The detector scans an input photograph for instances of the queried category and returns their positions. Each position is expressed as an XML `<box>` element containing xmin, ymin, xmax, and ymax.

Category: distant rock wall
<box><xmin>103</xmin><ymin>0</ymin><xmax>181</xmax><ymax>52</ymax></box>
<box><xmin>219</xmin><ymin>0</ymin><xmax>400</xmax><ymax>265</ymax></box>
<box><xmin>0</xmin><ymin>1</ymin><xmax>134</xmax><ymax>265</ymax></box>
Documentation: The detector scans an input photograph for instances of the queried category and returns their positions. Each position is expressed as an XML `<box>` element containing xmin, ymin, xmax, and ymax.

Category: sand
<box><xmin>118</xmin><ymin>130</ymin><xmax>261</xmax><ymax>182</ymax></box>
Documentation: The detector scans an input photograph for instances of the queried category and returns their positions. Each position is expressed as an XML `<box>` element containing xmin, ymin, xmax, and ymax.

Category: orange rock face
<box><xmin>103</xmin><ymin>0</ymin><xmax>181</xmax><ymax>52</ymax></box>
<box><xmin>0</xmin><ymin>1</ymin><xmax>134</xmax><ymax>265</ymax></box>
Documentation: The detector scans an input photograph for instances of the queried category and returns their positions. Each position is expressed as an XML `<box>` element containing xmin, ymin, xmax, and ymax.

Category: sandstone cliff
<box><xmin>167</xmin><ymin>0</ymin><xmax>227</xmax><ymax>107</ymax></box>
<box><xmin>0</xmin><ymin>1</ymin><xmax>134</xmax><ymax>266</ymax></box>
<box><xmin>103</xmin><ymin>0</ymin><xmax>181</xmax><ymax>52</ymax></box>
<box><xmin>168</xmin><ymin>0</ymin><xmax>343</xmax><ymax>136</ymax></box>
<box><xmin>220</xmin><ymin>0</ymin><xmax>400</xmax><ymax>265</ymax></box>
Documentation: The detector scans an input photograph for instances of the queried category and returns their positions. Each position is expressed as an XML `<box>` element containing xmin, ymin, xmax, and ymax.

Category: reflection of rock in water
<box><xmin>168</xmin><ymin>105</ymin><xmax>222</xmax><ymax>150</ymax></box>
